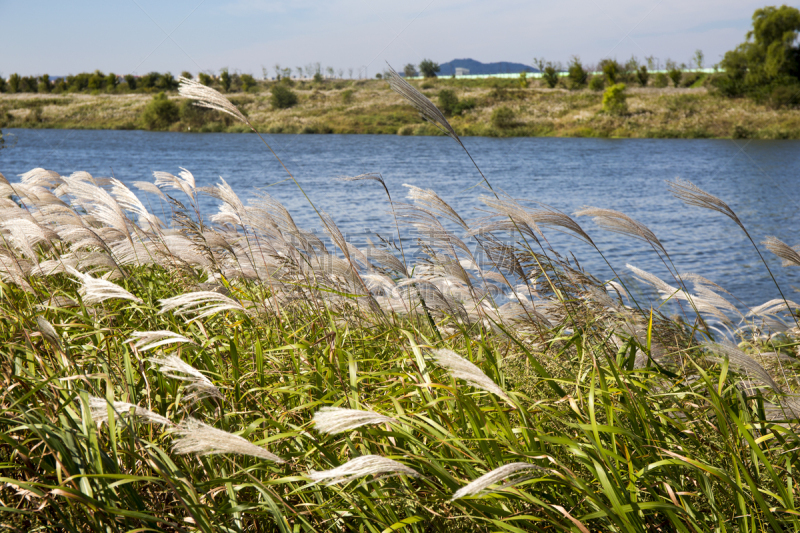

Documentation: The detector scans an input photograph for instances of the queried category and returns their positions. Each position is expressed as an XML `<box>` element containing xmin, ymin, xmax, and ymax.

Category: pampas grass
<box><xmin>308</xmin><ymin>455</ymin><xmax>420</xmax><ymax>485</ymax></box>
<box><xmin>312</xmin><ymin>407</ymin><xmax>396</xmax><ymax>435</ymax></box>
<box><xmin>172</xmin><ymin>417</ymin><xmax>284</xmax><ymax>463</ymax></box>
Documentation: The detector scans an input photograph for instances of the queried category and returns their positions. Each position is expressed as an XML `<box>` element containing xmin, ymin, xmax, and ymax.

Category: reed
<box><xmin>0</xmin><ymin>78</ymin><xmax>799</xmax><ymax>533</ymax></box>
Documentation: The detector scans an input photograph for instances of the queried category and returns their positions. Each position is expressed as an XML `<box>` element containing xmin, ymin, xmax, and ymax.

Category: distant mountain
<box><xmin>437</xmin><ymin>58</ymin><xmax>538</xmax><ymax>76</ymax></box>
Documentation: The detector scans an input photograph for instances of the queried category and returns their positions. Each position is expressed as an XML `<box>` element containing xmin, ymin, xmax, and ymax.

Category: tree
<box><xmin>666</xmin><ymin>60</ymin><xmax>682</xmax><ymax>87</ymax></box>
<box><xmin>717</xmin><ymin>5</ymin><xmax>800</xmax><ymax>97</ymax></box>
<box><xmin>180</xmin><ymin>71</ymin><xmax>193</xmax><ymax>80</ymax></box>
<box><xmin>636</xmin><ymin>66</ymin><xmax>649</xmax><ymax>87</ymax></box>
<box><xmin>105</xmin><ymin>73</ymin><xmax>118</xmax><ymax>91</ymax></box>
<box><xmin>419</xmin><ymin>59</ymin><xmax>440</xmax><ymax>78</ymax></box>
<box><xmin>241</xmin><ymin>74</ymin><xmax>256</xmax><ymax>92</ymax></box>
<box><xmin>403</xmin><ymin>64</ymin><xmax>417</xmax><ymax>77</ymax></box>
<box><xmin>140</xmin><ymin>72</ymin><xmax>160</xmax><ymax>89</ymax></box>
<box><xmin>8</xmin><ymin>73</ymin><xmax>20</xmax><ymax>93</ymax></box>
<box><xmin>38</xmin><ymin>74</ymin><xmax>52</xmax><ymax>93</ymax></box>
<box><xmin>197</xmin><ymin>72</ymin><xmax>212</xmax><ymax>86</ymax></box>
<box><xmin>600</xmin><ymin>59</ymin><xmax>620</xmax><ymax>84</ymax></box>
<box><xmin>693</xmin><ymin>49</ymin><xmax>704</xmax><ymax>69</ymax></box>
<box><xmin>124</xmin><ymin>74</ymin><xmax>137</xmax><ymax>90</ymax></box>
<box><xmin>567</xmin><ymin>56</ymin><xmax>587</xmax><ymax>89</ymax></box>
<box><xmin>542</xmin><ymin>63</ymin><xmax>559</xmax><ymax>88</ymax></box>
<box><xmin>219</xmin><ymin>69</ymin><xmax>231</xmax><ymax>92</ymax></box>
<box><xmin>0</xmin><ymin>77</ymin><xmax>7</xmax><ymax>93</ymax></box>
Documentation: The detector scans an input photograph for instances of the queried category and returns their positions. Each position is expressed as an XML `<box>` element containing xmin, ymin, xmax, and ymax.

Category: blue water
<box><xmin>2</xmin><ymin>128</ymin><xmax>800</xmax><ymax>308</ymax></box>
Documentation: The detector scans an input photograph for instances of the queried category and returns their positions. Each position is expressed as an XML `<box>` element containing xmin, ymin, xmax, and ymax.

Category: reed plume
<box><xmin>308</xmin><ymin>455</ymin><xmax>419</xmax><ymax>485</ymax></box>
<box><xmin>172</xmin><ymin>418</ymin><xmax>284</xmax><ymax>463</ymax></box>
<box><xmin>451</xmin><ymin>462</ymin><xmax>545</xmax><ymax>500</ymax></box>
<box><xmin>312</xmin><ymin>407</ymin><xmax>397</xmax><ymax>435</ymax></box>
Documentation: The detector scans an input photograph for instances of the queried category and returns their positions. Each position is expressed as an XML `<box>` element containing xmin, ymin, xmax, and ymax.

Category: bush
<box><xmin>419</xmin><ymin>59</ymin><xmax>440</xmax><ymax>78</ymax></box>
<box><xmin>241</xmin><ymin>74</ymin><xmax>257</xmax><ymax>92</ymax></box>
<box><xmin>180</xmin><ymin>71</ymin><xmax>193</xmax><ymax>80</ymax></box>
<box><xmin>0</xmin><ymin>77</ymin><xmax>6</xmax><ymax>93</ymax></box>
<box><xmin>341</xmin><ymin>89</ymin><xmax>354</xmax><ymax>104</ymax></box>
<box><xmin>653</xmin><ymin>72</ymin><xmax>669</xmax><ymax>88</ymax></box>
<box><xmin>179</xmin><ymin>99</ymin><xmax>217</xmax><ymax>128</ymax></box>
<box><xmin>141</xmin><ymin>92</ymin><xmax>179</xmax><ymax>130</ymax></box>
<box><xmin>38</xmin><ymin>74</ymin><xmax>51</xmax><ymax>93</ymax></box>
<box><xmin>140</xmin><ymin>72</ymin><xmax>160</xmax><ymax>90</ymax></box>
<box><xmin>768</xmin><ymin>85</ymin><xmax>800</xmax><ymax>109</ymax></box>
<box><xmin>567</xmin><ymin>57</ymin><xmax>587</xmax><ymax>89</ymax></box>
<box><xmin>588</xmin><ymin>76</ymin><xmax>605</xmax><ymax>91</ymax></box>
<box><xmin>602</xmin><ymin>83</ymin><xmax>628</xmax><ymax>115</ymax></box>
<box><xmin>680</xmin><ymin>72</ymin><xmax>701</xmax><ymax>88</ymax></box>
<box><xmin>271</xmin><ymin>84</ymin><xmax>298</xmax><ymax>109</ymax></box>
<box><xmin>105</xmin><ymin>73</ymin><xmax>118</xmax><ymax>91</ymax></box>
<box><xmin>491</xmin><ymin>106</ymin><xmax>516</xmax><ymax>128</ymax></box>
<box><xmin>198</xmin><ymin>72</ymin><xmax>212</xmax><ymax>86</ymax></box>
<box><xmin>157</xmin><ymin>73</ymin><xmax>178</xmax><ymax>91</ymax></box>
<box><xmin>601</xmin><ymin>60</ymin><xmax>620</xmax><ymax>84</ymax></box>
<box><xmin>542</xmin><ymin>65</ymin><xmax>559</xmax><ymax>88</ymax></box>
<box><xmin>438</xmin><ymin>89</ymin><xmax>459</xmax><ymax>116</ymax></box>
<box><xmin>519</xmin><ymin>72</ymin><xmax>529</xmax><ymax>88</ymax></box>
<box><xmin>636</xmin><ymin>66</ymin><xmax>649</xmax><ymax>87</ymax></box>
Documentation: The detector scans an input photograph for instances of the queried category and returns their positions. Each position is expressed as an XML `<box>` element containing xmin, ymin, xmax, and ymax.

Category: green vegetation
<box><xmin>2</xmin><ymin>79</ymin><xmax>800</xmax><ymax>532</ymax></box>
<box><xmin>140</xmin><ymin>92</ymin><xmax>179</xmax><ymax>130</ymax></box>
<box><xmin>567</xmin><ymin>57</ymin><xmax>588</xmax><ymax>89</ymax></box>
<box><xmin>270</xmin><ymin>84</ymin><xmax>298</xmax><ymax>109</ymax></box>
<box><xmin>602</xmin><ymin>83</ymin><xmax>628</xmax><ymax>115</ymax></box>
<box><xmin>716</xmin><ymin>5</ymin><xmax>800</xmax><ymax>105</ymax></box>
<box><xmin>419</xmin><ymin>59</ymin><xmax>441</xmax><ymax>78</ymax></box>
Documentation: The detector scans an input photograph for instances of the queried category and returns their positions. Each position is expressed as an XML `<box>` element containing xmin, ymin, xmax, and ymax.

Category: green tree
<box><xmin>403</xmin><ymin>64</ymin><xmax>417</xmax><ymax>77</ymax></box>
<box><xmin>157</xmin><ymin>73</ymin><xmax>178</xmax><ymax>91</ymax></box>
<box><xmin>241</xmin><ymin>74</ymin><xmax>256</xmax><ymax>92</ymax></box>
<box><xmin>636</xmin><ymin>66</ymin><xmax>649</xmax><ymax>87</ymax></box>
<box><xmin>38</xmin><ymin>74</ymin><xmax>52</xmax><ymax>93</ymax></box>
<box><xmin>180</xmin><ymin>71</ymin><xmax>193</xmax><ymax>80</ymax></box>
<box><xmin>419</xmin><ymin>59</ymin><xmax>440</xmax><ymax>78</ymax></box>
<box><xmin>87</xmin><ymin>70</ymin><xmax>105</xmax><ymax>91</ymax></box>
<box><xmin>666</xmin><ymin>60</ymin><xmax>682</xmax><ymax>87</ymax></box>
<box><xmin>0</xmin><ymin>77</ymin><xmax>7</xmax><ymax>93</ymax></box>
<box><xmin>220</xmin><ymin>69</ymin><xmax>231</xmax><ymax>92</ymax></box>
<box><xmin>602</xmin><ymin>83</ymin><xmax>628</xmax><ymax>115</ymax></box>
<box><xmin>491</xmin><ymin>106</ymin><xmax>516</xmax><ymax>128</ymax></box>
<box><xmin>8</xmin><ymin>73</ymin><xmax>21</xmax><ymax>93</ymax></box>
<box><xmin>141</xmin><ymin>92</ymin><xmax>179</xmax><ymax>130</ymax></box>
<box><xmin>105</xmin><ymin>73</ymin><xmax>118</xmax><ymax>91</ymax></box>
<box><xmin>600</xmin><ymin>59</ymin><xmax>620</xmax><ymax>84</ymax></box>
<box><xmin>588</xmin><ymin>75</ymin><xmax>605</xmax><ymax>91</ymax></box>
<box><xmin>20</xmin><ymin>76</ymin><xmax>38</xmax><ymax>93</ymax></box>
<box><xmin>542</xmin><ymin>63</ymin><xmax>559</xmax><ymax>88</ymax></box>
<box><xmin>124</xmin><ymin>74</ymin><xmax>137</xmax><ymax>90</ymax></box>
<box><xmin>567</xmin><ymin>56</ymin><xmax>587</xmax><ymax>89</ymax></box>
<box><xmin>693</xmin><ymin>49</ymin><xmax>705</xmax><ymax>69</ymax></box>
<box><xmin>717</xmin><ymin>5</ymin><xmax>800</xmax><ymax>96</ymax></box>
<box><xmin>140</xmin><ymin>72</ymin><xmax>160</xmax><ymax>89</ymax></box>
<box><xmin>198</xmin><ymin>72</ymin><xmax>212</xmax><ymax>86</ymax></box>
<box><xmin>270</xmin><ymin>84</ymin><xmax>298</xmax><ymax>109</ymax></box>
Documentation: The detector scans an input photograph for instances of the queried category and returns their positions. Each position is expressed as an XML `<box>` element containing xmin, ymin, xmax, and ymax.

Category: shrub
<box><xmin>105</xmin><ymin>73</ymin><xmax>118</xmax><ymax>91</ymax></box>
<box><xmin>180</xmin><ymin>71</ymin><xmax>193</xmax><ymax>80</ymax></box>
<box><xmin>314</xmin><ymin>72</ymin><xmax>324</xmax><ymax>83</ymax></box>
<box><xmin>198</xmin><ymin>72</ymin><xmax>212</xmax><ymax>86</ymax></box>
<box><xmin>491</xmin><ymin>106</ymin><xmax>516</xmax><ymax>128</ymax></box>
<box><xmin>20</xmin><ymin>76</ymin><xmax>38</xmax><ymax>93</ymax></box>
<box><xmin>140</xmin><ymin>72</ymin><xmax>160</xmax><ymax>89</ymax></box>
<box><xmin>0</xmin><ymin>77</ymin><xmax>6</xmax><ymax>93</ymax></box>
<box><xmin>636</xmin><ymin>66</ymin><xmax>649</xmax><ymax>87</ymax></box>
<box><xmin>438</xmin><ymin>89</ymin><xmax>459</xmax><ymax>116</ymax></box>
<box><xmin>567</xmin><ymin>57</ymin><xmax>587</xmax><ymax>89</ymax></box>
<box><xmin>420</xmin><ymin>81</ymin><xmax>434</xmax><ymax>89</ymax></box>
<box><xmin>341</xmin><ymin>89</ymin><xmax>354</xmax><ymax>104</ymax></box>
<box><xmin>157</xmin><ymin>73</ymin><xmax>178</xmax><ymax>91</ymax></box>
<box><xmin>680</xmin><ymin>72</ymin><xmax>702</xmax><ymax>88</ymax></box>
<box><xmin>542</xmin><ymin>65</ymin><xmax>559</xmax><ymax>88</ymax></box>
<box><xmin>601</xmin><ymin>59</ymin><xmax>620</xmax><ymax>84</ymax></box>
<box><xmin>602</xmin><ymin>83</ymin><xmax>628</xmax><ymax>115</ymax></box>
<box><xmin>271</xmin><ymin>84</ymin><xmax>298</xmax><ymax>109</ymax></box>
<box><xmin>179</xmin><ymin>98</ymin><xmax>217</xmax><ymax>128</ymax></box>
<box><xmin>653</xmin><ymin>72</ymin><xmax>669</xmax><ymax>88</ymax></box>
<box><xmin>588</xmin><ymin>76</ymin><xmax>605</xmax><ymax>91</ymax></box>
<box><xmin>419</xmin><ymin>59</ymin><xmax>440</xmax><ymax>78</ymax></box>
<box><xmin>87</xmin><ymin>71</ymin><xmax>104</xmax><ymax>91</ymax></box>
<box><xmin>519</xmin><ymin>72</ymin><xmax>529</xmax><ymax>88</ymax></box>
<box><xmin>141</xmin><ymin>92</ymin><xmax>179</xmax><ymax>130</ymax></box>
<box><xmin>668</xmin><ymin>68</ymin><xmax>682</xmax><ymax>87</ymax></box>
<box><xmin>8</xmin><ymin>73</ymin><xmax>21</xmax><ymax>93</ymax></box>
<box><xmin>241</xmin><ymin>74</ymin><xmax>257</xmax><ymax>92</ymax></box>
<box><xmin>768</xmin><ymin>85</ymin><xmax>800</xmax><ymax>109</ymax></box>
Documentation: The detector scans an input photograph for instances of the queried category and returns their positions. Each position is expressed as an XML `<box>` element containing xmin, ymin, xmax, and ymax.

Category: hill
<box><xmin>437</xmin><ymin>58</ymin><xmax>537</xmax><ymax>75</ymax></box>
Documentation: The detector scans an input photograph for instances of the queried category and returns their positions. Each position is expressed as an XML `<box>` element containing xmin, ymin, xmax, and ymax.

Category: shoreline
<box><xmin>2</xmin><ymin>81</ymin><xmax>799</xmax><ymax>139</ymax></box>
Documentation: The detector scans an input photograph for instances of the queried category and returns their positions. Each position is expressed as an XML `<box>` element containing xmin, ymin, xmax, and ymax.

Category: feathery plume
<box><xmin>702</xmin><ymin>342</ymin><xmax>780</xmax><ymax>390</ymax></box>
<box><xmin>313</xmin><ymin>407</ymin><xmax>397</xmax><ymax>435</ymax></box>
<box><xmin>158</xmin><ymin>291</ymin><xmax>246</xmax><ymax>322</ymax></box>
<box><xmin>66</xmin><ymin>266</ymin><xmax>142</xmax><ymax>304</ymax></box>
<box><xmin>763</xmin><ymin>236</ymin><xmax>800</xmax><ymax>268</ymax></box>
<box><xmin>127</xmin><ymin>330</ymin><xmax>193</xmax><ymax>352</ymax></box>
<box><xmin>431</xmin><ymin>349</ymin><xmax>512</xmax><ymax>404</ymax></box>
<box><xmin>451</xmin><ymin>462</ymin><xmax>545</xmax><ymax>500</ymax></box>
<box><xmin>575</xmin><ymin>207</ymin><xmax>664</xmax><ymax>252</ymax></box>
<box><xmin>147</xmin><ymin>354</ymin><xmax>222</xmax><ymax>403</ymax></box>
<box><xmin>178</xmin><ymin>77</ymin><xmax>248</xmax><ymax>124</ymax></box>
<box><xmin>667</xmin><ymin>178</ymin><xmax>742</xmax><ymax>227</ymax></box>
<box><xmin>308</xmin><ymin>455</ymin><xmax>419</xmax><ymax>485</ymax></box>
<box><xmin>36</xmin><ymin>316</ymin><xmax>62</xmax><ymax>351</ymax></box>
<box><xmin>172</xmin><ymin>418</ymin><xmax>284</xmax><ymax>462</ymax></box>
<box><xmin>87</xmin><ymin>396</ymin><xmax>171</xmax><ymax>426</ymax></box>
<box><xmin>385</xmin><ymin>66</ymin><xmax>461</xmax><ymax>146</ymax></box>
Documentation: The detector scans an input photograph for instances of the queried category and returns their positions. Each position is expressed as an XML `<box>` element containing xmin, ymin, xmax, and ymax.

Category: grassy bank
<box><xmin>1</xmin><ymin>78</ymin><xmax>800</xmax><ymax>532</ymax></box>
<box><xmin>3</xmin><ymin>78</ymin><xmax>800</xmax><ymax>138</ymax></box>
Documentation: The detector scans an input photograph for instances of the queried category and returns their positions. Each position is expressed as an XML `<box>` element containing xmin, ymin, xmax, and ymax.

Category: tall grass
<box><xmin>0</xmin><ymin>78</ymin><xmax>799</xmax><ymax>533</ymax></box>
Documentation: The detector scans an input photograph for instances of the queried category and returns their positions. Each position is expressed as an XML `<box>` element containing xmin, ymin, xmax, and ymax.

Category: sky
<box><xmin>0</xmin><ymin>0</ymin><xmax>770</xmax><ymax>78</ymax></box>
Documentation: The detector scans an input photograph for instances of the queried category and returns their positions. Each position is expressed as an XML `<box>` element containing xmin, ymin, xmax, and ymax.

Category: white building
<box><xmin>455</xmin><ymin>68</ymin><xmax>470</xmax><ymax>76</ymax></box>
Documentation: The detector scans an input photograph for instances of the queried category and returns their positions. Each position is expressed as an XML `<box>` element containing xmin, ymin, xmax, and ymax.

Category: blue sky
<box><xmin>0</xmin><ymin>0</ymin><xmax>767</xmax><ymax>77</ymax></box>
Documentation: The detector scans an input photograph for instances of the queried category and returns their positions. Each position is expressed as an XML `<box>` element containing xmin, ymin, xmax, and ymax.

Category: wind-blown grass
<box><xmin>0</xmin><ymin>79</ymin><xmax>799</xmax><ymax>533</ymax></box>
